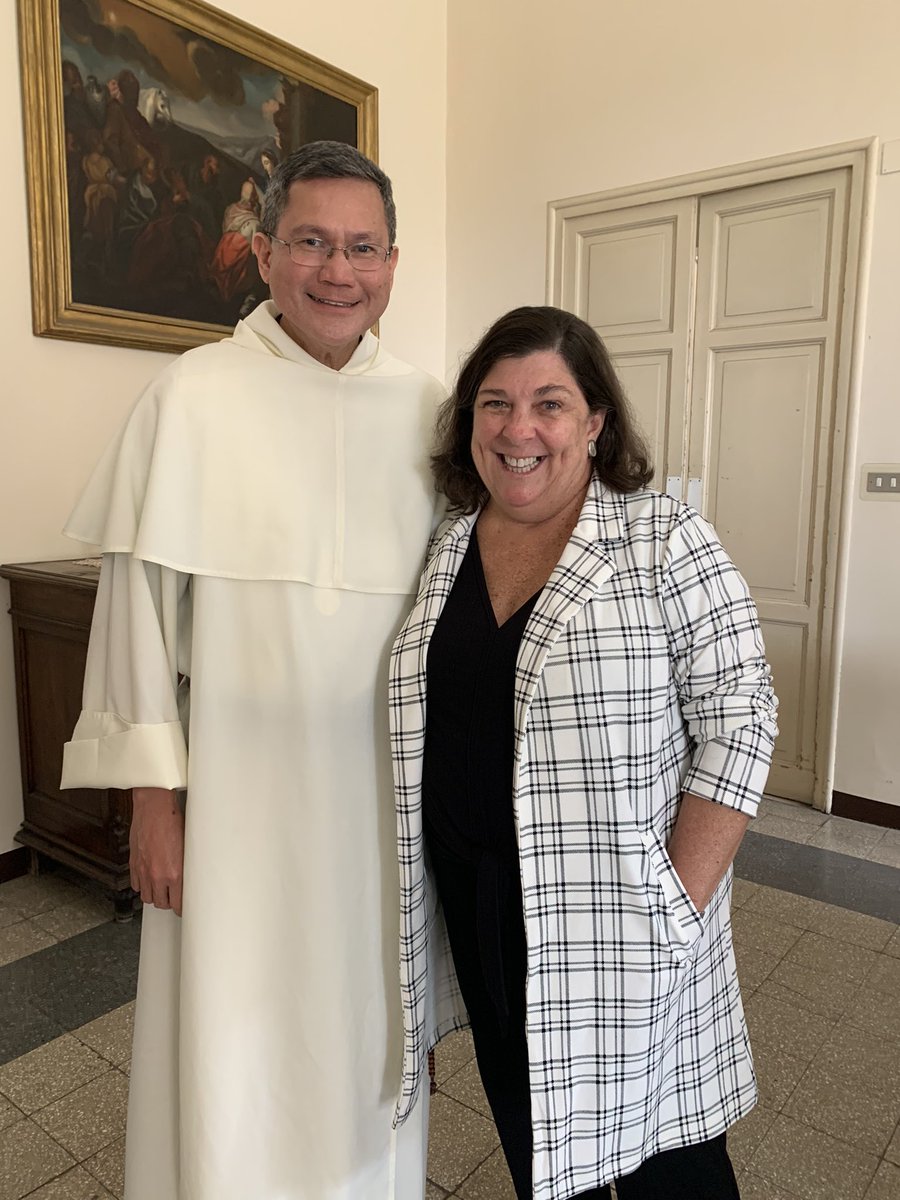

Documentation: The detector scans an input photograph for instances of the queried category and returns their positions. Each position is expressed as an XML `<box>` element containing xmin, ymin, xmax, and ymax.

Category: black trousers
<box><xmin>432</xmin><ymin>853</ymin><xmax>741</xmax><ymax>1200</ymax></box>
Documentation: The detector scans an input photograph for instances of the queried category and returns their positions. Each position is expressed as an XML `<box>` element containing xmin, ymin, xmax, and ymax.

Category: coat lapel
<box><xmin>416</xmin><ymin>510</ymin><xmax>476</xmax><ymax>636</ymax></box>
<box><xmin>513</xmin><ymin>479</ymin><xmax>626</xmax><ymax>748</ymax></box>
<box><xmin>393</xmin><ymin>510</ymin><xmax>477</xmax><ymax>755</ymax></box>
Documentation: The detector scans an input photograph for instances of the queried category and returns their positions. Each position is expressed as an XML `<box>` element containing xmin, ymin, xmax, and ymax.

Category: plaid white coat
<box><xmin>389</xmin><ymin>479</ymin><xmax>778</xmax><ymax>1198</ymax></box>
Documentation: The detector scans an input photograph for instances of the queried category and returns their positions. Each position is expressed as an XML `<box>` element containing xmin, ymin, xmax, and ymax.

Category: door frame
<box><xmin>547</xmin><ymin>139</ymin><xmax>878</xmax><ymax>811</ymax></box>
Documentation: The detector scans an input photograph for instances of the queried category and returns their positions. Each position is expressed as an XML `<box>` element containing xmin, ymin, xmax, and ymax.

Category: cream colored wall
<box><xmin>833</xmin><ymin>169</ymin><xmax>900</xmax><ymax>805</ymax></box>
<box><xmin>0</xmin><ymin>0</ymin><xmax>447</xmax><ymax>853</ymax></box>
<box><xmin>445</xmin><ymin>0</ymin><xmax>900</xmax><ymax>807</ymax></box>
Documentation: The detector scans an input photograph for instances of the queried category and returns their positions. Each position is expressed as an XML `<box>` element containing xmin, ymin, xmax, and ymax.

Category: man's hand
<box><xmin>130</xmin><ymin>787</ymin><xmax>185</xmax><ymax>916</ymax></box>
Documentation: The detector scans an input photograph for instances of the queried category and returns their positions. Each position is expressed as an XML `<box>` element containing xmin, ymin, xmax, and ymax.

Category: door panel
<box><xmin>711</xmin><ymin>195</ymin><xmax>835</xmax><ymax>326</ymax></box>
<box><xmin>611</xmin><ymin>352</ymin><xmax>672</xmax><ymax>473</ymax></box>
<box><xmin>705</xmin><ymin>344</ymin><xmax>821</xmax><ymax>600</ymax></box>
<box><xmin>692</xmin><ymin>169</ymin><xmax>849</xmax><ymax>801</ymax></box>
<box><xmin>585</xmin><ymin>221</ymin><xmax>678</xmax><ymax>333</ymax></box>
<box><xmin>759</xmin><ymin>620</ymin><xmax>808</xmax><ymax>772</ymax></box>
<box><xmin>559</xmin><ymin>198</ymin><xmax>696</xmax><ymax>492</ymax></box>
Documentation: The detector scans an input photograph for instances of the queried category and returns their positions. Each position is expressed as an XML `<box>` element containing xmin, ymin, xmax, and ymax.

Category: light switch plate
<box><xmin>860</xmin><ymin>462</ymin><xmax>900</xmax><ymax>501</ymax></box>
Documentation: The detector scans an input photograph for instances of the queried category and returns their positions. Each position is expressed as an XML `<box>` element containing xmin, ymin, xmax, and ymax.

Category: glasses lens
<box><xmin>346</xmin><ymin>244</ymin><xmax>388</xmax><ymax>272</ymax></box>
<box><xmin>288</xmin><ymin>241</ymin><xmax>328</xmax><ymax>266</ymax></box>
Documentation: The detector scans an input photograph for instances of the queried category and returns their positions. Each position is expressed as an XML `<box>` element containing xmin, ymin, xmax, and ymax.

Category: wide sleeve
<box><xmin>661</xmin><ymin>509</ymin><xmax>778</xmax><ymax>816</ymax></box>
<box><xmin>61</xmin><ymin>553</ymin><xmax>191</xmax><ymax>791</ymax></box>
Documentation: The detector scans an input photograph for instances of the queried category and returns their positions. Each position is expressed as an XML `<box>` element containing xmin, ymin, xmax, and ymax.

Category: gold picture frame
<box><xmin>17</xmin><ymin>0</ymin><xmax>378</xmax><ymax>353</ymax></box>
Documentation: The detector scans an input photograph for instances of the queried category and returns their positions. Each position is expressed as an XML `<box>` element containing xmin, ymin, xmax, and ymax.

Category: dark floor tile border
<box><xmin>0</xmin><ymin>916</ymin><xmax>140</xmax><ymax>1066</ymax></box>
<box><xmin>735</xmin><ymin>829</ymin><xmax>900</xmax><ymax>924</ymax></box>
<box><xmin>832</xmin><ymin>790</ymin><xmax>900</xmax><ymax>830</ymax></box>
<box><xmin>1</xmin><ymin>831</ymin><xmax>896</xmax><ymax>1071</ymax></box>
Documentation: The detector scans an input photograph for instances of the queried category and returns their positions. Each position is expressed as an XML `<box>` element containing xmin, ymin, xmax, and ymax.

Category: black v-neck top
<box><xmin>422</xmin><ymin>529</ymin><xmax>541</xmax><ymax>1026</ymax></box>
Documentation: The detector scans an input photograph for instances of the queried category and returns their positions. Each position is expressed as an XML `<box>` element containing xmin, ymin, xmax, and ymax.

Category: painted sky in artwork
<box><xmin>59</xmin><ymin>0</ymin><xmax>283</xmax><ymax>143</ymax></box>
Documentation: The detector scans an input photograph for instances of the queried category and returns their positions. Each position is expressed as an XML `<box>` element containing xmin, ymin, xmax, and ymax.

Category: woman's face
<box><xmin>471</xmin><ymin>350</ymin><xmax>605</xmax><ymax>526</ymax></box>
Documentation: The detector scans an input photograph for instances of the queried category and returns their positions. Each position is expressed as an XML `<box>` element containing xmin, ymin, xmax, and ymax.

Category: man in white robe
<box><xmin>61</xmin><ymin>141</ymin><xmax>443</xmax><ymax>1200</ymax></box>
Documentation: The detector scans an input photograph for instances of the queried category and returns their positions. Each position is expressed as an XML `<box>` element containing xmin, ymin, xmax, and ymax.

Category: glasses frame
<box><xmin>266</xmin><ymin>233</ymin><xmax>393</xmax><ymax>272</ymax></box>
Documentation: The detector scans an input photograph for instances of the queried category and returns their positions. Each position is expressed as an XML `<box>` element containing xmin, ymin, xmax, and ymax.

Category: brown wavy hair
<box><xmin>432</xmin><ymin>306</ymin><xmax>653</xmax><ymax>512</ymax></box>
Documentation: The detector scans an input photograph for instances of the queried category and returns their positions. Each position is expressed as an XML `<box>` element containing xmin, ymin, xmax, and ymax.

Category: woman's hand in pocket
<box><xmin>666</xmin><ymin>793</ymin><xmax>750</xmax><ymax>913</ymax></box>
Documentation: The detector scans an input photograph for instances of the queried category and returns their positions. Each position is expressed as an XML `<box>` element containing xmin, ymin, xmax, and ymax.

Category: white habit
<box><xmin>61</xmin><ymin>302</ymin><xmax>443</xmax><ymax>1200</ymax></box>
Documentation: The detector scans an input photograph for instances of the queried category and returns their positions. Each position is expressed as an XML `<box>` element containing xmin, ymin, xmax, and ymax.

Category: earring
<box><xmin>587</xmin><ymin>440</ymin><xmax>597</xmax><ymax>459</ymax></box>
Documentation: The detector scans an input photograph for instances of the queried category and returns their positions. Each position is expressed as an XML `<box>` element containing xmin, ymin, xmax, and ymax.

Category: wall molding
<box><xmin>832</xmin><ymin>791</ymin><xmax>900</xmax><ymax>830</ymax></box>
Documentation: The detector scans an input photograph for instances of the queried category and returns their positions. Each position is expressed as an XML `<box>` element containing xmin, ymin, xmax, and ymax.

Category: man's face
<box><xmin>253</xmin><ymin>177</ymin><xmax>398</xmax><ymax>370</ymax></box>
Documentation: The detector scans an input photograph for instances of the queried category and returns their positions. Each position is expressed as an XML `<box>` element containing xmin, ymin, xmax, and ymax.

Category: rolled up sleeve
<box><xmin>662</xmin><ymin>509</ymin><xmax>778</xmax><ymax>817</ymax></box>
<box><xmin>61</xmin><ymin>553</ymin><xmax>191</xmax><ymax>791</ymax></box>
<box><xmin>62</xmin><ymin>711</ymin><xmax>187</xmax><ymax>791</ymax></box>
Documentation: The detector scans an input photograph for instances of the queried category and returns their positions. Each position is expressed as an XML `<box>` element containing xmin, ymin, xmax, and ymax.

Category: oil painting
<box><xmin>18</xmin><ymin>0</ymin><xmax>378</xmax><ymax>351</ymax></box>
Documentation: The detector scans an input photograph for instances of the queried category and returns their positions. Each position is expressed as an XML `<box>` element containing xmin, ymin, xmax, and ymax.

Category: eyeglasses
<box><xmin>265</xmin><ymin>234</ymin><xmax>392</xmax><ymax>272</ymax></box>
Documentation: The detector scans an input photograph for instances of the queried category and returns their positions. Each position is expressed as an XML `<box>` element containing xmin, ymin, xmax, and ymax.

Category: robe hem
<box><xmin>62</xmin><ymin>533</ymin><xmax>422</xmax><ymax>594</ymax></box>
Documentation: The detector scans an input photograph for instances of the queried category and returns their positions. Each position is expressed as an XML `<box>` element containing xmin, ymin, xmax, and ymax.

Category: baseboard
<box><xmin>0</xmin><ymin>846</ymin><xmax>29</xmax><ymax>883</ymax></box>
<box><xmin>832</xmin><ymin>791</ymin><xmax>900</xmax><ymax>830</ymax></box>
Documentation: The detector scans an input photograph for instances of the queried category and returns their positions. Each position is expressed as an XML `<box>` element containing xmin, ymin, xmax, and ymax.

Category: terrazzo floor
<box><xmin>0</xmin><ymin>796</ymin><xmax>898</xmax><ymax>1200</ymax></box>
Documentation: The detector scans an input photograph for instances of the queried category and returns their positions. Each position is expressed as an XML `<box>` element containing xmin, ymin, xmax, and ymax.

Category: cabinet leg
<box><xmin>28</xmin><ymin>849</ymin><xmax>40</xmax><ymax>876</ymax></box>
<box><xmin>114</xmin><ymin>889</ymin><xmax>136</xmax><ymax>923</ymax></box>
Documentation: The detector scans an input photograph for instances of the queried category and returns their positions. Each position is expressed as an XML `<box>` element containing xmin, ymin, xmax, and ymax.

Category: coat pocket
<box><xmin>638</xmin><ymin>827</ymin><xmax>706</xmax><ymax>963</ymax></box>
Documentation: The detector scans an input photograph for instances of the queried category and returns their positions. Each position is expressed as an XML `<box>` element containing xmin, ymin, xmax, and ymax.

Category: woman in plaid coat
<box><xmin>389</xmin><ymin>307</ymin><xmax>777</xmax><ymax>1200</ymax></box>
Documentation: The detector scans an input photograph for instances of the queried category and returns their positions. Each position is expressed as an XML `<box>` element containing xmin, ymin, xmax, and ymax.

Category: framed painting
<box><xmin>17</xmin><ymin>0</ymin><xmax>378</xmax><ymax>353</ymax></box>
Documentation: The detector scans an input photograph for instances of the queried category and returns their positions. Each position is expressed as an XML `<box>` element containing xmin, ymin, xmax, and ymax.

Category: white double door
<box><xmin>557</xmin><ymin>167</ymin><xmax>854</xmax><ymax>803</ymax></box>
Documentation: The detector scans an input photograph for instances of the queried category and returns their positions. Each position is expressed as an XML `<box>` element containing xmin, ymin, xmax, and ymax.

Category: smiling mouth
<box><xmin>308</xmin><ymin>294</ymin><xmax>359</xmax><ymax>308</ymax></box>
<box><xmin>500</xmin><ymin>455</ymin><xmax>543</xmax><ymax>474</ymax></box>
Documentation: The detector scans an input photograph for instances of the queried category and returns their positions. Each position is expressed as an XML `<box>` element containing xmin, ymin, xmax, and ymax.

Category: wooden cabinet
<box><xmin>0</xmin><ymin>559</ymin><xmax>134</xmax><ymax>919</ymax></box>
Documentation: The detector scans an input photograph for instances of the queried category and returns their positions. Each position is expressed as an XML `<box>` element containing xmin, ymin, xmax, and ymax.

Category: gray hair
<box><xmin>260</xmin><ymin>140</ymin><xmax>397</xmax><ymax>246</ymax></box>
